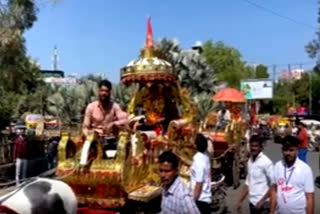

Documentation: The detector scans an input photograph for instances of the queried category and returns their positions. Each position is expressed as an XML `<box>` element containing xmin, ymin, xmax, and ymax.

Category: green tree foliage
<box><xmin>112</xmin><ymin>83</ymin><xmax>138</xmax><ymax>110</ymax></box>
<box><xmin>306</xmin><ymin>1</ymin><xmax>320</xmax><ymax>71</ymax></box>
<box><xmin>272</xmin><ymin>79</ymin><xmax>295</xmax><ymax>114</ymax></box>
<box><xmin>202</xmin><ymin>41</ymin><xmax>269</xmax><ymax>88</ymax></box>
<box><xmin>272</xmin><ymin>73</ymin><xmax>320</xmax><ymax>114</ymax></box>
<box><xmin>202</xmin><ymin>40</ymin><xmax>246</xmax><ymax>88</ymax></box>
<box><xmin>0</xmin><ymin>0</ymin><xmax>42</xmax><ymax>129</ymax></box>
<box><xmin>155</xmin><ymin>38</ymin><xmax>217</xmax><ymax>118</ymax></box>
<box><xmin>255</xmin><ymin>64</ymin><xmax>269</xmax><ymax>78</ymax></box>
<box><xmin>193</xmin><ymin>92</ymin><xmax>217</xmax><ymax>121</ymax></box>
<box><xmin>0</xmin><ymin>0</ymin><xmax>37</xmax><ymax>32</ymax></box>
<box><xmin>155</xmin><ymin>38</ymin><xmax>216</xmax><ymax>96</ymax></box>
<box><xmin>45</xmin><ymin>79</ymin><xmax>99</xmax><ymax>124</ymax></box>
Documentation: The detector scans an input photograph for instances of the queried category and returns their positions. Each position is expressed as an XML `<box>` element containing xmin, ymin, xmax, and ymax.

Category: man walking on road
<box><xmin>159</xmin><ymin>151</ymin><xmax>200</xmax><ymax>214</ymax></box>
<box><xmin>296</xmin><ymin>121</ymin><xmax>309</xmax><ymax>163</ymax></box>
<box><xmin>13</xmin><ymin>121</ymin><xmax>28</xmax><ymax>185</ymax></box>
<box><xmin>236</xmin><ymin>135</ymin><xmax>274</xmax><ymax>214</ymax></box>
<box><xmin>191</xmin><ymin>133</ymin><xmax>212</xmax><ymax>214</ymax></box>
<box><xmin>270</xmin><ymin>136</ymin><xmax>314</xmax><ymax>214</ymax></box>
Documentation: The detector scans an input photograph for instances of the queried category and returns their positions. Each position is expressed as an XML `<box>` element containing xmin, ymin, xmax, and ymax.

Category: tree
<box><xmin>272</xmin><ymin>79</ymin><xmax>296</xmax><ymax>114</ymax></box>
<box><xmin>0</xmin><ymin>0</ymin><xmax>41</xmax><ymax>128</ymax></box>
<box><xmin>155</xmin><ymin>38</ymin><xmax>216</xmax><ymax>96</ymax></box>
<box><xmin>272</xmin><ymin>72</ymin><xmax>320</xmax><ymax>114</ymax></box>
<box><xmin>202</xmin><ymin>41</ymin><xmax>269</xmax><ymax>88</ymax></box>
<box><xmin>255</xmin><ymin>64</ymin><xmax>269</xmax><ymax>78</ymax></box>
<box><xmin>0</xmin><ymin>0</ymin><xmax>38</xmax><ymax>86</ymax></box>
<box><xmin>202</xmin><ymin>40</ymin><xmax>246</xmax><ymax>88</ymax></box>
<box><xmin>193</xmin><ymin>92</ymin><xmax>217</xmax><ymax>121</ymax></box>
<box><xmin>155</xmin><ymin>38</ymin><xmax>217</xmax><ymax>118</ymax></box>
<box><xmin>306</xmin><ymin>1</ymin><xmax>320</xmax><ymax>71</ymax></box>
<box><xmin>112</xmin><ymin>83</ymin><xmax>137</xmax><ymax>110</ymax></box>
<box><xmin>0</xmin><ymin>0</ymin><xmax>37</xmax><ymax>32</ymax></box>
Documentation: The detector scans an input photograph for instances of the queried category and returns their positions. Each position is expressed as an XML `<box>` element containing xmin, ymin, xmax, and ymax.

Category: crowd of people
<box><xmin>9</xmin><ymin>79</ymin><xmax>319</xmax><ymax>214</ymax></box>
<box><xmin>63</xmin><ymin>79</ymin><xmax>320</xmax><ymax>213</ymax></box>
<box><xmin>12</xmin><ymin>121</ymin><xmax>57</xmax><ymax>185</ymax></box>
<box><xmin>157</xmin><ymin>134</ymin><xmax>316</xmax><ymax>214</ymax></box>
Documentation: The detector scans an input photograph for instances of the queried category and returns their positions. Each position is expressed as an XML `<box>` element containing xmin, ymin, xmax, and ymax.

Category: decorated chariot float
<box><xmin>201</xmin><ymin>88</ymin><xmax>249</xmax><ymax>187</ymax></box>
<box><xmin>56</xmin><ymin>19</ymin><xmax>199</xmax><ymax>212</ymax></box>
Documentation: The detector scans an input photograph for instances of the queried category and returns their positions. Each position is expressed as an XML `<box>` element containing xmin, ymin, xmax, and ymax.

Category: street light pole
<box><xmin>253</xmin><ymin>64</ymin><xmax>256</xmax><ymax>78</ymax></box>
<box><xmin>309</xmin><ymin>71</ymin><xmax>312</xmax><ymax>115</ymax></box>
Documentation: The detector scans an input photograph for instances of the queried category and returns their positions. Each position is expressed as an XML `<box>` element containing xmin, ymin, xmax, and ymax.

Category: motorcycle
<box><xmin>211</xmin><ymin>172</ymin><xmax>227</xmax><ymax>214</ymax></box>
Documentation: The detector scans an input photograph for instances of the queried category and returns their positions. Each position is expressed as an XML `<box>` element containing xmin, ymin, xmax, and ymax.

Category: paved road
<box><xmin>225</xmin><ymin>140</ymin><xmax>320</xmax><ymax>214</ymax></box>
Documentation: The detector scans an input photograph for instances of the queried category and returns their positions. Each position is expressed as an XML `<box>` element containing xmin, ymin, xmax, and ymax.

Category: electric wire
<box><xmin>239</xmin><ymin>0</ymin><xmax>317</xmax><ymax>30</ymax></box>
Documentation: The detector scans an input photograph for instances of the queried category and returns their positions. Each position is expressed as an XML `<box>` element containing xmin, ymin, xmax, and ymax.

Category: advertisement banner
<box><xmin>240</xmin><ymin>79</ymin><xmax>273</xmax><ymax>100</ymax></box>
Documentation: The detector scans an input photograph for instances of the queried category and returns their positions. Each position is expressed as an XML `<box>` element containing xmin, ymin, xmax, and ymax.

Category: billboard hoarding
<box><xmin>44</xmin><ymin>77</ymin><xmax>77</xmax><ymax>84</ymax></box>
<box><xmin>240</xmin><ymin>79</ymin><xmax>273</xmax><ymax>100</ymax></box>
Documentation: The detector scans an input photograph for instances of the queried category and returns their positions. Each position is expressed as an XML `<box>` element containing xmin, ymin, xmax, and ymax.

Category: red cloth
<box><xmin>297</xmin><ymin>128</ymin><xmax>309</xmax><ymax>148</ymax></box>
<box><xmin>146</xmin><ymin>16</ymin><xmax>153</xmax><ymax>49</ymax></box>
<box><xmin>0</xmin><ymin>205</ymin><xmax>19</xmax><ymax>214</ymax></box>
<box><xmin>14</xmin><ymin>136</ymin><xmax>28</xmax><ymax>159</ymax></box>
<box><xmin>77</xmin><ymin>208</ymin><xmax>116</xmax><ymax>214</ymax></box>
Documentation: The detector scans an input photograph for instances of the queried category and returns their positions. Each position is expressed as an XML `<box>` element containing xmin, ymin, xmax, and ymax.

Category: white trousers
<box><xmin>16</xmin><ymin>158</ymin><xmax>28</xmax><ymax>184</ymax></box>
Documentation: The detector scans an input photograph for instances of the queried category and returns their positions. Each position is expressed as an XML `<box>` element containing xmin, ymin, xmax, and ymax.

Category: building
<box><xmin>41</xmin><ymin>70</ymin><xmax>64</xmax><ymax>78</ymax></box>
<box><xmin>281</xmin><ymin>69</ymin><xmax>304</xmax><ymax>80</ymax></box>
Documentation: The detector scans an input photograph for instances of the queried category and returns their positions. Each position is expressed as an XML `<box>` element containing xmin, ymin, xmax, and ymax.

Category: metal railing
<box><xmin>0</xmin><ymin>134</ymin><xmax>14</xmax><ymax>165</ymax></box>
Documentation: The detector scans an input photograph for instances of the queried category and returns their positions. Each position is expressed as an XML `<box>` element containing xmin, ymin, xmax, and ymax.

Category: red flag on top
<box><xmin>146</xmin><ymin>16</ymin><xmax>153</xmax><ymax>49</ymax></box>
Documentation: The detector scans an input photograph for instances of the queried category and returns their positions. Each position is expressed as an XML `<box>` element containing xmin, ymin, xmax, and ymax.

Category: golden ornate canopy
<box><xmin>121</xmin><ymin>17</ymin><xmax>177</xmax><ymax>84</ymax></box>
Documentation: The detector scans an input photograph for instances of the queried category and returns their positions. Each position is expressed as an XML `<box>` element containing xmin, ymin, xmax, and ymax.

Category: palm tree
<box><xmin>194</xmin><ymin>92</ymin><xmax>217</xmax><ymax>121</ymax></box>
<box><xmin>46</xmin><ymin>80</ymin><xmax>98</xmax><ymax>124</ymax></box>
<box><xmin>156</xmin><ymin>38</ymin><xmax>218</xmax><ymax>120</ymax></box>
<box><xmin>155</xmin><ymin>38</ymin><xmax>217</xmax><ymax>97</ymax></box>
<box><xmin>112</xmin><ymin>83</ymin><xmax>138</xmax><ymax>110</ymax></box>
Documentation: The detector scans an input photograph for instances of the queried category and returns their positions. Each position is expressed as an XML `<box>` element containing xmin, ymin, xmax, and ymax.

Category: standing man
<box><xmin>13</xmin><ymin>121</ymin><xmax>28</xmax><ymax>185</ymax></box>
<box><xmin>236</xmin><ymin>135</ymin><xmax>274</xmax><ymax>214</ymax></box>
<box><xmin>191</xmin><ymin>134</ymin><xmax>212</xmax><ymax>214</ymax></box>
<box><xmin>47</xmin><ymin>137</ymin><xmax>59</xmax><ymax>170</ymax></box>
<box><xmin>159</xmin><ymin>151</ymin><xmax>200</xmax><ymax>214</ymax></box>
<box><xmin>270</xmin><ymin>136</ymin><xmax>314</xmax><ymax>214</ymax></box>
<box><xmin>82</xmin><ymin>79</ymin><xmax>129</xmax><ymax>137</ymax></box>
<box><xmin>296</xmin><ymin>121</ymin><xmax>309</xmax><ymax>163</ymax></box>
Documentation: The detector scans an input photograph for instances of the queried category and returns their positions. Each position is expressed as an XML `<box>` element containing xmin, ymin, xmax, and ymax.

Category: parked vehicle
<box><xmin>301</xmin><ymin>119</ymin><xmax>320</xmax><ymax>152</ymax></box>
<box><xmin>211</xmin><ymin>173</ymin><xmax>226</xmax><ymax>214</ymax></box>
<box><xmin>273</xmin><ymin>117</ymin><xmax>292</xmax><ymax>144</ymax></box>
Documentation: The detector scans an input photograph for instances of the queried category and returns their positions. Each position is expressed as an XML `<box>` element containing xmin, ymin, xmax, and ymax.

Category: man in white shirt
<box><xmin>236</xmin><ymin>135</ymin><xmax>274</xmax><ymax>214</ymax></box>
<box><xmin>191</xmin><ymin>133</ymin><xmax>212</xmax><ymax>214</ymax></box>
<box><xmin>217</xmin><ymin>108</ymin><xmax>231</xmax><ymax>129</ymax></box>
<box><xmin>270</xmin><ymin>135</ymin><xmax>314</xmax><ymax>214</ymax></box>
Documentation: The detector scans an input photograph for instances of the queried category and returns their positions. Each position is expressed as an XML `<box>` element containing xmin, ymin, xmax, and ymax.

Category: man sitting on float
<box><xmin>82</xmin><ymin>79</ymin><xmax>129</xmax><ymax>138</ymax></box>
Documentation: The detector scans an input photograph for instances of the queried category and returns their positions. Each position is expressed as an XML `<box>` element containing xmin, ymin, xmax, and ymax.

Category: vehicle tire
<box><xmin>315</xmin><ymin>176</ymin><xmax>320</xmax><ymax>189</ymax></box>
<box><xmin>232</xmin><ymin>156</ymin><xmax>240</xmax><ymax>189</ymax></box>
<box><xmin>211</xmin><ymin>187</ymin><xmax>226</xmax><ymax>214</ymax></box>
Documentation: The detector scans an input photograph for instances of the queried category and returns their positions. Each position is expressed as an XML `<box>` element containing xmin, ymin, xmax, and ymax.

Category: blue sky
<box><xmin>25</xmin><ymin>0</ymin><xmax>318</xmax><ymax>82</ymax></box>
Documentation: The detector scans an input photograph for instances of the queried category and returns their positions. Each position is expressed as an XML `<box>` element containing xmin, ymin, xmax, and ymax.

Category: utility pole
<box><xmin>309</xmin><ymin>71</ymin><xmax>312</xmax><ymax>115</ymax></box>
<box><xmin>53</xmin><ymin>45</ymin><xmax>59</xmax><ymax>70</ymax></box>
<box><xmin>288</xmin><ymin>64</ymin><xmax>295</xmax><ymax>107</ymax></box>
<box><xmin>272</xmin><ymin>65</ymin><xmax>276</xmax><ymax>96</ymax></box>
